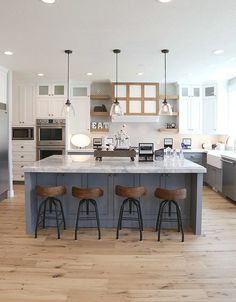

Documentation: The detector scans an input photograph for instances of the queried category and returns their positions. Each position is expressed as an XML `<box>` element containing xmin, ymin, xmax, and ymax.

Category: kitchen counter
<box><xmin>24</xmin><ymin>155</ymin><xmax>205</xmax><ymax>235</ymax></box>
<box><xmin>24</xmin><ymin>155</ymin><xmax>206</xmax><ymax>174</ymax></box>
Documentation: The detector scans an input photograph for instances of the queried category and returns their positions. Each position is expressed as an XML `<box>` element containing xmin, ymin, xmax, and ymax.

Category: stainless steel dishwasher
<box><xmin>222</xmin><ymin>157</ymin><xmax>236</xmax><ymax>201</ymax></box>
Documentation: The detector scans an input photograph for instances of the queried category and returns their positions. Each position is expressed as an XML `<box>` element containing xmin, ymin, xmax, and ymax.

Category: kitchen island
<box><xmin>24</xmin><ymin>155</ymin><xmax>206</xmax><ymax>235</ymax></box>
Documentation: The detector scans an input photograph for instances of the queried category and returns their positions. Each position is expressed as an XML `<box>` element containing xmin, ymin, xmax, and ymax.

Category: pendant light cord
<box><xmin>115</xmin><ymin>51</ymin><xmax>118</xmax><ymax>102</ymax></box>
<box><xmin>67</xmin><ymin>52</ymin><xmax>70</xmax><ymax>101</ymax></box>
<box><xmin>164</xmin><ymin>51</ymin><xmax>167</xmax><ymax>104</ymax></box>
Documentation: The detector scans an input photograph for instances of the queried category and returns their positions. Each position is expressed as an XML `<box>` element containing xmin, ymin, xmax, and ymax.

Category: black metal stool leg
<box><xmin>155</xmin><ymin>200</ymin><xmax>166</xmax><ymax>232</ymax></box>
<box><xmin>136</xmin><ymin>199</ymin><xmax>143</xmax><ymax>231</ymax></box>
<box><xmin>173</xmin><ymin>201</ymin><xmax>184</xmax><ymax>242</ymax></box>
<box><xmin>52</xmin><ymin>199</ymin><xmax>60</xmax><ymax>239</ymax></box>
<box><xmin>54</xmin><ymin>197</ymin><xmax>66</xmax><ymax>230</ymax></box>
<box><xmin>42</xmin><ymin>197</ymin><xmax>49</xmax><ymax>228</ymax></box>
<box><xmin>75</xmin><ymin>199</ymin><xmax>85</xmax><ymax>240</ymax></box>
<box><xmin>168</xmin><ymin>201</ymin><xmax>172</xmax><ymax>216</ymax></box>
<box><xmin>91</xmin><ymin>199</ymin><xmax>101</xmax><ymax>240</ymax></box>
<box><xmin>133</xmin><ymin>200</ymin><xmax>142</xmax><ymax>241</ymax></box>
<box><xmin>116</xmin><ymin>200</ymin><xmax>126</xmax><ymax>239</ymax></box>
<box><xmin>35</xmin><ymin>198</ymin><xmax>47</xmax><ymax>238</ymax></box>
<box><xmin>158</xmin><ymin>200</ymin><xmax>168</xmax><ymax>241</ymax></box>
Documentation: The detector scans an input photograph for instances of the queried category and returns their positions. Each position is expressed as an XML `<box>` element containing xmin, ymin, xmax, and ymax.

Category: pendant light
<box><xmin>110</xmin><ymin>49</ymin><xmax>123</xmax><ymax>116</ymax></box>
<box><xmin>62</xmin><ymin>49</ymin><xmax>75</xmax><ymax>116</ymax></box>
<box><xmin>159</xmin><ymin>49</ymin><xmax>172</xmax><ymax>115</ymax></box>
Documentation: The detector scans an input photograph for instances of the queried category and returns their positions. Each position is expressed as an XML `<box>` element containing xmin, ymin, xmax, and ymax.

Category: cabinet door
<box><xmin>37</xmin><ymin>99</ymin><xmax>51</xmax><ymax>118</ymax></box>
<box><xmin>52</xmin><ymin>84</ymin><xmax>66</xmax><ymax>97</ymax></box>
<box><xmin>179</xmin><ymin>99</ymin><xmax>202</xmax><ymax>134</ymax></box>
<box><xmin>71</xmin><ymin>85</ymin><xmax>89</xmax><ymax>98</ymax></box>
<box><xmin>202</xmin><ymin>98</ymin><xmax>217</xmax><ymax>134</ymax></box>
<box><xmin>37</xmin><ymin>84</ymin><xmax>50</xmax><ymax>97</ymax></box>
<box><xmin>181</xmin><ymin>85</ymin><xmax>201</xmax><ymax>98</ymax></box>
<box><xmin>50</xmin><ymin>99</ymin><xmax>65</xmax><ymax>118</ymax></box>
<box><xmin>13</xmin><ymin>85</ymin><xmax>35</xmax><ymax>126</ymax></box>
<box><xmin>203</xmin><ymin>84</ymin><xmax>216</xmax><ymax>98</ymax></box>
<box><xmin>0</xmin><ymin>69</ymin><xmax>7</xmax><ymax>104</ymax></box>
<box><xmin>68</xmin><ymin>98</ymin><xmax>90</xmax><ymax>136</ymax></box>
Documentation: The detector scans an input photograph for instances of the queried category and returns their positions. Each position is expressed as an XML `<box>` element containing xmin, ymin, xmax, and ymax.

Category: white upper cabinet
<box><xmin>179</xmin><ymin>84</ymin><xmax>202</xmax><ymax>134</ymax></box>
<box><xmin>0</xmin><ymin>68</ymin><xmax>7</xmax><ymax>104</ymax></box>
<box><xmin>37</xmin><ymin>83</ymin><xmax>66</xmax><ymax>98</ymax></box>
<box><xmin>71</xmin><ymin>84</ymin><xmax>89</xmax><ymax>98</ymax></box>
<box><xmin>180</xmin><ymin>85</ymin><xmax>201</xmax><ymax>98</ymax></box>
<box><xmin>202</xmin><ymin>82</ymin><xmax>228</xmax><ymax>134</ymax></box>
<box><xmin>37</xmin><ymin>98</ymin><xmax>65</xmax><ymax>118</ymax></box>
<box><xmin>12</xmin><ymin>84</ymin><xmax>36</xmax><ymax>126</ymax></box>
<box><xmin>179</xmin><ymin>98</ymin><xmax>202</xmax><ymax>134</ymax></box>
<box><xmin>203</xmin><ymin>84</ymin><xmax>216</xmax><ymax>98</ymax></box>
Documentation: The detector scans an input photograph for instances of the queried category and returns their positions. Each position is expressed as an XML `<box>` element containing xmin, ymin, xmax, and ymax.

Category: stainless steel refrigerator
<box><xmin>0</xmin><ymin>103</ymin><xmax>9</xmax><ymax>199</ymax></box>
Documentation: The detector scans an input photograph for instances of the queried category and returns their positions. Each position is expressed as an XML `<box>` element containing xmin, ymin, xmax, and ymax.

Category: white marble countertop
<box><xmin>23</xmin><ymin>155</ymin><xmax>206</xmax><ymax>174</ymax></box>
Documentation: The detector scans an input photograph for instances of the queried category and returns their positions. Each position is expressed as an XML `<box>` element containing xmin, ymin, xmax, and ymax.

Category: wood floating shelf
<box><xmin>159</xmin><ymin>112</ymin><xmax>178</xmax><ymax>116</ymax></box>
<box><xmin>159</xmin><ymin>95</ymin><xmax>178</xmax><ymax>100</ymax></box>
<box><xmin>90</xmin><ymin>95</ymin><xmax>111</xmax><ymax>100</ymax></box>
<box><xmin>90</xmin><ymin>128</ymin><xmax>109</xmax><ymax>133</ymax></box>
<box><xmin>158</xmin><ymin>128</ymin><xmax>179</xmax><ymax>133</ymax></box>
<box><xmin>90</xmin><ymin>112</ymin><xmax>110</xmax><ymax>116</ymax></box>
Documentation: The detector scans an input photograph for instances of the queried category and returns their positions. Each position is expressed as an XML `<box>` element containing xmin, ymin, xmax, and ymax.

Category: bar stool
<box><xmin>35</xmin><ymin>185</ymin><xmax>66</xmax><ymax>239</ymax></box>
<box><xmin>72</xmin><ymin>186</ymin><xmax>103</xmax><ymax>240</ymax></box>
<box><xmin>154</xmin><ymin>188</ymin><xmax>186</xmax><ymax>242</ymax></box>
<box><xmin>115</xmin><ymin>185</ymin><xmax>146</xmax><ymax>241</ymax></box>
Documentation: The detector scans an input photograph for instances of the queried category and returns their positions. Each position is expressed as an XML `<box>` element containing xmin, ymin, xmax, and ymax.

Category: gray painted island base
<box><xmin>24</xmin><ymin>155</ymin><xmax>206</xmax><ymax>235</ymax></box>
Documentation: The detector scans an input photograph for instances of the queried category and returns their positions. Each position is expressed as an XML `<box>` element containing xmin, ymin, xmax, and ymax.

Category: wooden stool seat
<box><xmin>72</xmin><ymin>187</ymin><xmax>103</xmax><ymax>200</ymax></box>
<box><xmin>115</xmin><ymin>185</ymin><xmax>146</xmax><ymax>199</ymax></box>
<box><xmin>115</xmin><ymin>185</ymin><xmax>146</xmax><ymax>241</ymax></box>
<box><xmin>35</xmin><ymin>185</ymin><xmax>66</xmax><ymax>198</ymax></box>
<box><xmin>35</xmin><ymin>185</ymin><xmax>66</xmax><ymax>239</ymax></box>
<box><xmin>155</xmin><ymin>187</ymin><xmax>186</xmax><ymax>242</ymax></box>
<box><xmin>155</xmin><ymin>188</ymin><xmax>187</xmax><ymax>200</ymax></box>
<box><xmin>72</xmin><ymin>186</ymin><xmax>103</xmax><ymax>240</ymax></box>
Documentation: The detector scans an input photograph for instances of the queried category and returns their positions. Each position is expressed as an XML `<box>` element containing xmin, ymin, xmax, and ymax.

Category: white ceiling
<box><xmin>0</xmin><ymin>0</ymin><xmax>236</xmax><ymax>83</ymax></box>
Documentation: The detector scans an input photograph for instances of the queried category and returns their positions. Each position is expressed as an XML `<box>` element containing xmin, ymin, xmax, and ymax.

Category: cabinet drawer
<box><xmin>13</xmin><ymin>152</ymin><xmax>36</xmax><ymax>162</ymax></box>
<box><xmin>13</xmin><ymin>161</ymin><xmax>35</xmax><ymax>181</ymax></box>
<box><xmin>13</xmin><ymin>172</ymin><xmax>25</xmax><ymax>181</ymax></box>
<box><xmin>12</xmin><ymin>143</ymin><xmax>36</xmax><ymax>152</ymax></box>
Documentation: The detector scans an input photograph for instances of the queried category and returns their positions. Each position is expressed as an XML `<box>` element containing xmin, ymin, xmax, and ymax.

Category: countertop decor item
<box><xmin>159</xmin><ymin>49</ymin><xmax>173</xmax><ymax>115</ymax></box>
<box><xmin>62</xmin><ymin>50</ymin><xmax>75</xmax><ymax>116</ymax></box>
<box><xmin>71</xmin><ymin>134</ymin><xmax>91</xmax><ymax>148</ymax></box>
<box><xmin>110</xmin><ymin>49</ymin><xmax>123</xmax><ymax>116</ymax></box>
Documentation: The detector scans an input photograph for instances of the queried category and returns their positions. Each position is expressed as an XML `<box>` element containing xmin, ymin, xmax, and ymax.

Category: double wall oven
<box><xmin>36</xmin><ymin>119</ymin><xmax>66</xmax><ymax>160</ymax></box>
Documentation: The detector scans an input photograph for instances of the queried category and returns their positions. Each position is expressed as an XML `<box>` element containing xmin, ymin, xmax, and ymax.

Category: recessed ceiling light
<box><xmin>40</xmin><ymin>0</ymin><xmax>56</xmax><ymax>4</ymax></box>
<box><xmin>4</xmin><ymin>51</ymin><xmax>13</xmax><ymax>56</ymax></box>
<box><xmin>213</xmin><ymin>49</ymin><xmax>224</xmax><ymax>55</ymax></box>
<box><xmin>158</xmin><ymin>0</ymin><xmax>172</xmax><ymax>3</ymax></box>
<box><xmin>137</xmin><ymin>72</ymin><xmax>143</xmax><ymax>76</ymax></box>
<box><xmin>86</xmin><ymin>72</ymin><xmax>93</xmax><ymax>76</ymax></box>
<box><xmin>37</xmin><ymin>73</ymin><xmax>44</xmax><ymax>77</ymax></box>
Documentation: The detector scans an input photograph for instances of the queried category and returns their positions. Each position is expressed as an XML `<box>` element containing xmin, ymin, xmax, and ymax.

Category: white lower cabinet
<box><xmin>12</xmin><ymin>141</ymin><xmax>36</xmax><ymax>181</ymax></box>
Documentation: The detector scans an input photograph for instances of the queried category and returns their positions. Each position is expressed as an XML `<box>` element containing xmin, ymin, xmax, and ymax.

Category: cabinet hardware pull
<box><xmin>221</xmin><ymin>159</ymin><xmax>234</xmax><ymax>165</ymax></box>
<box><xmin>21</xmin><ymin>156</ymin><xmax>24</xmax><ymax>158</ymax></box>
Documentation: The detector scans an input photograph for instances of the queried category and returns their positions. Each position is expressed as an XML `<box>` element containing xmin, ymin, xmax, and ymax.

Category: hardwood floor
<box><xmin>0</xmin><ymin>185</ymin><xmax>236</xmax><ymax>301</ymax></box>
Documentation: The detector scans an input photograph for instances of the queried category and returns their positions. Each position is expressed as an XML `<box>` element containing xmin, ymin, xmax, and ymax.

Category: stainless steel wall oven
<box><xmin>36</xmin><ymin>119</ymin><xmax>66</xmax><ymax>160</ymax></box>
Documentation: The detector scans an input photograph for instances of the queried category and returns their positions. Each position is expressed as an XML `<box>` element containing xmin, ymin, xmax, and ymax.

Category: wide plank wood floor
<box><xmin>0</xmin><ymin>185</ymin><xmax>235</xmax><ymax>301</ymax></box>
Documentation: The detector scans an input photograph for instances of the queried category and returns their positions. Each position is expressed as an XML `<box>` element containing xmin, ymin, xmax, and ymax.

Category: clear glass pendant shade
<box><xmin>110</xmin><ymin>100</ymin><xmax>123</xmax><ymax>116</ymax></box>
<box><xmin>62</xmin><ymin>100</ymin><xmax>75</xmax><ymax>117</ymax></box>
<box><xmin>159</xmin><ymin>101</ymin><xmax>172</xmax><ymax>115</ymax></box>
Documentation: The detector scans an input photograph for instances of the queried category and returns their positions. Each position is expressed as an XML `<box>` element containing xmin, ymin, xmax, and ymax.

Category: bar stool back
<box><xmin>72</xmin><ymin>186</ymin><xmax>103</xmax><ymax>240</ymax></box>
<box><xmin>35</xmin><ymin>185</ymin><xmax>66</xmax><ymax>239</ymax></box>
<box><xmin>115</xmin><ymin>185</ymin><xmax>146</xmax><ymax>241</ymax></box>
<box><xmin>155</xmin><ymin>187</ymin><xmax>186</xmax><ymax>242</ymax></box>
